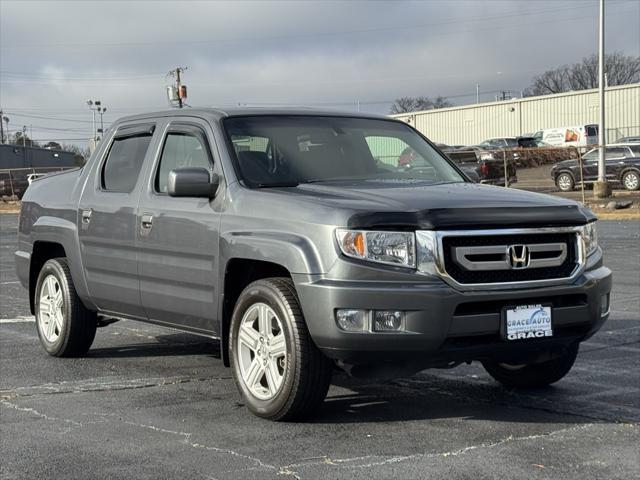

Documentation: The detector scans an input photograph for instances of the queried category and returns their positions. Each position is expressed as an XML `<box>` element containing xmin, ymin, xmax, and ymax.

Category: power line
<box><xmin>2</xmin><ymin>112</ymin><xmax>97</xmax><ymax>124</ymax></box>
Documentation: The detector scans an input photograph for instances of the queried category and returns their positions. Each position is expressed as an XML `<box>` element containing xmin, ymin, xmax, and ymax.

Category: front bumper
<box><xmin>294</xmin><ymin>263</ymin><xmax>611</xmax><ymax>366</ymax></box>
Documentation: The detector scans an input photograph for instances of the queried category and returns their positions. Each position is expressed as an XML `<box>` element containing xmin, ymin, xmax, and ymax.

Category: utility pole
<box><xmin>476</xmin><ymin>84</ymin><xmax>480</xmax><ymax>104</ymax></box>
<box><xmin>22</xmin><ymin>126</ymin><xmax>27</xmax><ymax>147</ymax></box>
<box><xmin>168</xmin><ymin>67</ymin><xmax>188</xmax><ymax>108</ymax></box>
<box><xmin>2</xmin><ymin>115</ymin><xmax>9</xmax><ymax>144</ymax></box>
<box><xmin>0</xmin><ymin>110</ymin><xmax>4</xmax><ymax>144</ymax></box>
<box><xmin>594</xmin><ymin>0</ymin><xmax>610</xmax><ymax>198</ymax></box>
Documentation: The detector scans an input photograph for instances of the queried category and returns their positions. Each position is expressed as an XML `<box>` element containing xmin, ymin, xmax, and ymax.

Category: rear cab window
<box><xmin>101</xmin><ymin>124</ymin><xmax>155</xmax><ymax>192</ymax></box>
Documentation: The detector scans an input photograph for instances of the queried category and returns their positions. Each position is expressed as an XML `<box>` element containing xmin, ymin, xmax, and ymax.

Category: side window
<box><xmin>582</xmin><ymin>150</ymin><xmax>597</xmax><ymax>161</ymax></box>
<box><xmin>102</xmin><ymin>133</ymin><xmax>153</xmax><ymax>192</ymax></box>
<box><xmin>605</xmin><ymin>148</ymin><xmax>626</xmax><ymax>160</ymax></box>
<box><xmin>156</xmin><ymin>130</ymin><xmax>213</xmax><ymax>194</ymax></box>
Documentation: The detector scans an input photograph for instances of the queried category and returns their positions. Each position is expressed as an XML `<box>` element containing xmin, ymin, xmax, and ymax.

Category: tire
<box><xmin>229</xmin><ymin>277</ymin><xmax>333</xmax><ymax>421</ymax></box>
<box><xmin>622</xmin><ymin>170</ymin><xmax>640</xmax><ymax>191</ymax></box>
<box><xmin>34</xmin><ymin>258</ymin><xmax>97</xmax><ymax>357</ymax></box>
<box><xmin>555</xmin><ymin>172</ymin><xmax>575</xmax><ymax>192</ymax></box>
<box><xmin>482</xmin><ymin>344</ymin><xmax>578</xmax><ymax>388</ymax></box>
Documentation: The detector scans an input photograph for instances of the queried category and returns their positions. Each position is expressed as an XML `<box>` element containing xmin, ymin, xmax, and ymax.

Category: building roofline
<box><xmin>390</xmin><ymin>82</ymin><xmax>640</xmax><ymax>118</ymax></box>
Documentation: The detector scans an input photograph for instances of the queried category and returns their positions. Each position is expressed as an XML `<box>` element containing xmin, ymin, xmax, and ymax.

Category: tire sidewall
<box><xmin>34</xmin><ymin>260</ymin><xmax>71</xmax><ymax>356</ymax></box>
<box><xmin>229</xmin><ymin>282</ymin><xmax>298</xmax><ymax>417</ymax></box>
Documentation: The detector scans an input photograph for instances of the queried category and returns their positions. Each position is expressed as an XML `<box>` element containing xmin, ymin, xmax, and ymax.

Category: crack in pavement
<box><xmin>1</xmin><ymin>390</ymin><xmax>638</xmax><ymax>479</ymax></box>
<box><xmin>0</xmin><ymin>375</ymin><xmax>232</xmax><ymax>400</ymax></box>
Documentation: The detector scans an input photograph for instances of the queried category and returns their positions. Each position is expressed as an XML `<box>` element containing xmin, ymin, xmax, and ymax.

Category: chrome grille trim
<box><xmin>416</xmin><ymin>226</ymin><xmax>586</xmax><ymax>291</ymax></box>
<box><xmin>454</xmin><ymin>242</ymin><xmax>567</xmax><ymax>271</ymax></box>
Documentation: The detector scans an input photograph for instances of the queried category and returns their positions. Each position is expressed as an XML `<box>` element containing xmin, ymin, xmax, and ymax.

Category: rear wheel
<box><xmin>229</xmin><ymin>277</ymin><xmax>333</xmax><ymax>421</ymax></box>
<box><xmin>35</xmin><ymin>258</ymin><xmax>97</xmax><ymax>357</ymax></box>
<box><xmin>622</xmin><ymin>170</ymin><xmax>640</xmax><ymax>191</ymax></box>
<box><xmin>482</xmin><ymin>345</ymin><xmax>578</xmax><ymax>388</ymax></box>
<box><xmin>555</xmin><ymin>172</ymin><xmax>575</xmax><ymax>192</ymax></box>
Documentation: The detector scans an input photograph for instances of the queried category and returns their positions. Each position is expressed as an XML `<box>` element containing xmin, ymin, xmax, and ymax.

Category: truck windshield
<box><xmin>223</xmin><ymin>116</ymin><xmax>465</xmax><ymax>187</ymax></box>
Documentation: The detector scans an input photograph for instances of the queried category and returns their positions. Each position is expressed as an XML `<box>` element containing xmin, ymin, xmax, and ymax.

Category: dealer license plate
<box><xmin>505</xmin><ymin>304</ymin><xmax>553</xmax><ymax>341</ymax></box>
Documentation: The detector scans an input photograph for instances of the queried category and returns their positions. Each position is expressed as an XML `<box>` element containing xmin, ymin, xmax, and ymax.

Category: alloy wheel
<box><xmin>237</xmin><ymin>303</ymin><xmax>287</xmax><ymax>400</ymax></box>
<box><xmin>557</xmin><ymin>174</ymin><xmax>573</xmax><ymax>191</ymax></box>
<box><xmin>38</xmin><ymin>274</ymin><xmax>64</xmax><ymax>342</ymax></box>
<box><xmin>623</xmin><ymin>172</ymin><xmax>639</xmax><ymax>190</ymax></box>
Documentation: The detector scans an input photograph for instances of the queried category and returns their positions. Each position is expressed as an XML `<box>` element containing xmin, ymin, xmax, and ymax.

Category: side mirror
<box><xmin>168</xmin><ymin>167</ymin><xmax>219</xmax><ymax>198</ymax></box>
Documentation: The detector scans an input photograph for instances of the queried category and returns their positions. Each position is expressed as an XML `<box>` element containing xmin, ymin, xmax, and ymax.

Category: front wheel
<box><xmin>229</xmin><ymin>278</ymin><xmax>333</xmax><ymax>421</ymax></box>
<box><xmin>35</xmin><ymin>258</ymin><xmax>97</xmax><ymax>357</ymax></box>
<box><xmin>482</xmin><ymin>345</ymin><xmax>578</xmax><ymax>388</ymax></box>
<box><xmin>555</xmin><ymin>172</ymin><xmax>575</xmax><ymax>192</ymax></box>
<box><xmin>622</xmin><ymin>170</ymin><xmax>640</xmax><ymax>191</ymax></box>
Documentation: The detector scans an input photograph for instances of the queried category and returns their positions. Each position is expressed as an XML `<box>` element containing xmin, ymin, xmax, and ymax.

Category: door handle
<box><xmin>81</xmin><ymin>209</ymin><xmax>92</xmax><ymax>224</ymax></box>
<box><xmin>141</xmin><ymin>214</ymin><xmax>154</xmax><ymax>230</ymax></box>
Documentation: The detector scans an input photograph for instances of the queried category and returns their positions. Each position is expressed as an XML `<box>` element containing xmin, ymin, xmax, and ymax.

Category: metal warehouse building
<box><xmin>391</xmin><ymin>83</ymin><xmax>640</xmax><ymax>146</ymax></box>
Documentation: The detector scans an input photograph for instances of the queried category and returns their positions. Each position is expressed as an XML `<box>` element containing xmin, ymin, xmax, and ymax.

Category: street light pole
<box><xmin>97</xmin><ymin>106</ymin><xmax>107</xmax><ymax>138</ymax></box>
<box><xmin>594</xmin><ymin>0</ymin><xmax>610</xmax><ymax>198</ymax></box>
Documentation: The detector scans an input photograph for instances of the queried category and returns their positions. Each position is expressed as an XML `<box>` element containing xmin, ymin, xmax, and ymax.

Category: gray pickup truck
<box><xmin>16</xmin><ymin>109</ymin><xmax>611</xmax><ymax>421</ymax></box>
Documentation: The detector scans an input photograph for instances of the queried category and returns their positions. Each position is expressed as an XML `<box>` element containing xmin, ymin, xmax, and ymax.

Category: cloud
<box><xmin>1</xmin><ymin>0</ymin><xmax>638</xmax><ymax>144</ymax></box>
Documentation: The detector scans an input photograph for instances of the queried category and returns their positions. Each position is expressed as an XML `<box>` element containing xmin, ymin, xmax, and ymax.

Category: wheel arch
<box><xmin>620</xmin><ymin>167</ymin><xmax>640</xmax><ymax>182</ymax></box>
<box><xmin>29</xmin><ymin>216</ymin><xmax>95</xmax><ymax>314</ymax></box>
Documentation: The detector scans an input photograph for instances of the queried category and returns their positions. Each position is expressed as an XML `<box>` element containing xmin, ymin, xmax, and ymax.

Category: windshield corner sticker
<box><xmin>506</xmin><ymin>304</ymin><xmax>553</xmax><ymax>340</ymax></box>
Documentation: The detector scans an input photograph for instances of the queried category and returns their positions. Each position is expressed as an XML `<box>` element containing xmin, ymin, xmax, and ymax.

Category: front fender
<box><xmin>219</xmin><ymin>230</ymin><xmax>324</xmax><ymax>275</ymax></box>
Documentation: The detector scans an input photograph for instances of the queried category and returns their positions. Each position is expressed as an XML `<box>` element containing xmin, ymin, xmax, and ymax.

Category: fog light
<box><xmin>336</xmin><ymin>309</ymin><xmax>366</xmax><ymax>331</ymax></box>
<box><xmin>601</xmin><ymin>294</ymin><xmax>610</xmax><ymax>316</ymax></box>
<box><xmin>373</xmin><ymin>310</ymin><xmax>404</xmax><ymax>332</ymax></box>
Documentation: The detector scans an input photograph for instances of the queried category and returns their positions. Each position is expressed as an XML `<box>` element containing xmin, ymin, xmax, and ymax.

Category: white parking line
<box><xmin>0</xmin><ymin>281</ymin><xmax>21</xmax><ymax>285</ymax></box>
<box><xmin>0</xmin><ymin>316</ymin><xmax>35</xmax><ymax>324</ymax></box>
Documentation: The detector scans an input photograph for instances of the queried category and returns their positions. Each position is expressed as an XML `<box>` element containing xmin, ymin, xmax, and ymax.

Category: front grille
<box><xmin>442</xmin><ymin>232</ymin><xmax>578</xmax><ymax>284</ymax></box>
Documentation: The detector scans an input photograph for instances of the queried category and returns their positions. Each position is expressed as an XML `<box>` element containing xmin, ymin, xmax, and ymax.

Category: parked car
<box><xmin>451</xmin><ymin>145</ymin><xmax>517</xmax><ymax>184</ymax></box>
<box><xmin>616</xmin><ymin>136</ymin><xmax>640</xmax><ymax>144</ymax></box>
<box><xmin>477</xmin><ymin>137</ymin><xmax>520</xmax><ymax>149</ymax></box>
<box><xmin>551</xmin><ymin>144</ymin><xmax>640</xmax><ymax>191</ymax></box>
<box><xmin>16</xmin><ymin>108</ymin><xmax>610</xmax><ymax>420</ymax></box>
<box><xmin>533</xmin><ymin>124</ymin><xmax>599</xmax><ymax>148</ymax></box>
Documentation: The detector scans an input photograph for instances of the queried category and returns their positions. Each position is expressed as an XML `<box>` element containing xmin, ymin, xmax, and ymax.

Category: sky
<box><xmin>0</xmin><ymin>0</ymin><xmax>639</xmax><ymax>146</ymax></box>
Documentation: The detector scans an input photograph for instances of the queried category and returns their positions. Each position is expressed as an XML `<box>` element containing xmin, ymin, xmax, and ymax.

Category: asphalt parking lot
<box><xmin>1</xmin><ymin>213</ymin><xmax>639</xmax><ymax>480</ymax></box>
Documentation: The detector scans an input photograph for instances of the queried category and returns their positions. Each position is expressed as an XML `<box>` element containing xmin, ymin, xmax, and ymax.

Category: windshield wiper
<box><xmin>254</xmin><ymin>181</ymin><xmax>300</xmax><ymax>188</ymax></box>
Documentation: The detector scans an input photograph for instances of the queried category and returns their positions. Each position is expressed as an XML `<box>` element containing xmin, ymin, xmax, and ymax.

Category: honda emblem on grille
<box><xmin>507</xmin><ymin>244</ymin><xmax>530</xmax><ymax>269</ymax></box>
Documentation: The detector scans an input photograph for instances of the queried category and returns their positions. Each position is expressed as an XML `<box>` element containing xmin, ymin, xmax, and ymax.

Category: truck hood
<box><xmin>275</xmin><ymin>181</ymin><xmax>595</xmax><ymax>229</ymax></box>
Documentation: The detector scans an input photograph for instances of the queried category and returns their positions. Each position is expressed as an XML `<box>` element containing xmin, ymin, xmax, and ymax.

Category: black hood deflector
<box><xmin>348</xmin><ymin>205</ymin><xmax>595</xmax><ymax>230</ymax></box>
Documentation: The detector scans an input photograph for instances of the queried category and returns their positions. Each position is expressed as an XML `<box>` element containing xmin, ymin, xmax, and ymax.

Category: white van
<box><xmin>532</xmin><ymin>124</ymin><xmax>599</xmax><ymax>147</ymax></box>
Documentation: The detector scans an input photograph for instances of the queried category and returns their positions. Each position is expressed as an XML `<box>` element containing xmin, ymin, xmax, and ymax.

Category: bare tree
<box><xmin>527</xmin><ymin>52</ymin><xmax>640</xmax><ymax>96</ymax></box>
<box><xmin>390</xmin><ymin>95</ymin><xmax>452</xmax><ymax>114</ymax></box>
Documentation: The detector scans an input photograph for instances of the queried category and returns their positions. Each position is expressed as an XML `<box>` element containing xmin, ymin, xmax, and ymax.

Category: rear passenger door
<box><xmin>136</xmin><ymin>121</ymin><xmax>224</xmax><ymax>336</ymax></box>
<box><xmin>78</xmin><ymin>123</ymin><xmax>156</xmax><ymax>318</ymax></box>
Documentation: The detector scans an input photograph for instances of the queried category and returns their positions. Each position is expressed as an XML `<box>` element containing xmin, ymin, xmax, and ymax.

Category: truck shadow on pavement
<box><xmin>309</xmin><ymin>372</ymin><xmax>609</xmax><ymax>425</ymax></box>
<box><xmin>87</xmin><ymin>334</ymin><xmax>220</xmax><ymax>359</ymax></box>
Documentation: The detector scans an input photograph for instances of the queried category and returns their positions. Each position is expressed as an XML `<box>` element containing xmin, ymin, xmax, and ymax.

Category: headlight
<box><xmin>581</xmin><ymin>222</ymin><xmax>598</xmax><ymax>256</ymax></box>
<box><xmin>336</xmin><ymin>229</ymin><xmax>416</xmax><ymax>268</ymax></box>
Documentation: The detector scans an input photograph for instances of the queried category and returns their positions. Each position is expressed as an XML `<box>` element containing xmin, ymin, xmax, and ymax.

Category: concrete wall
<box><xmin>391</xmin><ymin>83</ymin><xmax>640</xmax><ymax>146</ymax></box>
